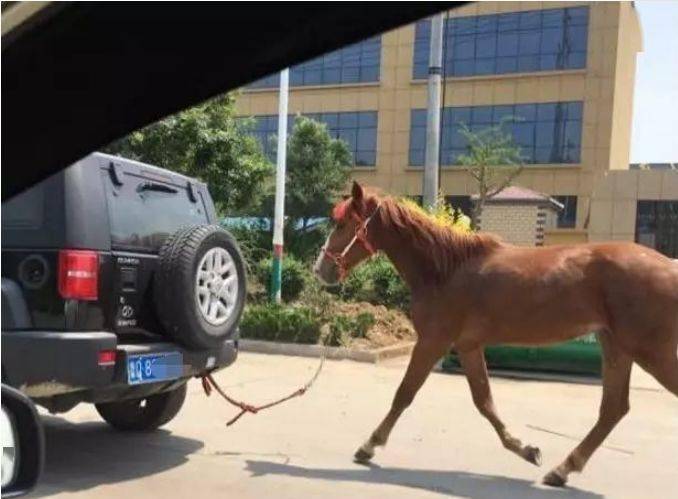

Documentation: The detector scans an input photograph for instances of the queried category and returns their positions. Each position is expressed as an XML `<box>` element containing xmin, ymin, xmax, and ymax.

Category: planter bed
<box><xmin>442</xmin><ymin>334</ymin><xmax>602</xmax><ymax>377</ymax></box>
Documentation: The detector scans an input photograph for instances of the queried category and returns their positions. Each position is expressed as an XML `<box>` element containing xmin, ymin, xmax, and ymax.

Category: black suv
<box><xmin>1</xmin><ymin>152</ymin><xmax>246</xmax><ymax>430</ymax></box>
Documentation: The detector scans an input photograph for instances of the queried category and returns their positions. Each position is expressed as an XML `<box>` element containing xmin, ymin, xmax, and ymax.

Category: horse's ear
<box><xmin>351</xmin><ymin>181</ymin><xmax>364</xmax><ymax>202</ymax></box>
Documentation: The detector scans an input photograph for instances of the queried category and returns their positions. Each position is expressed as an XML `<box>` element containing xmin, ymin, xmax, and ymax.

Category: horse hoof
<box><xmin>543</xmin><ymin>470</ymin><xmax>567</xmax><ymax>487</ymax></box>
<box><xmin>524</xmin><ymin>446</ymin><xmax>542</xmax><ymax>466</ymax></box>
<box><xmin>354</xmin><ymin>448</ymin><xmax>373</xmax><ymax>464</ymax></box>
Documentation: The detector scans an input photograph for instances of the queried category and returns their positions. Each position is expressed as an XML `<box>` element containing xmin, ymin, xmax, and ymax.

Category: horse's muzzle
<box><xmin>313</xmin><ymin>252</ymin><xmax>340</xmax><ymax>286</ymax></box>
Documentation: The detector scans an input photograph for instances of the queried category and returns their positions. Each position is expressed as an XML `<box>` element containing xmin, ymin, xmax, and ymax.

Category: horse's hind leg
<box><xmin>354</xmin><ymin>338</ymin><xmax>448</xmax><ymax>463</ymax></box>
<box><xmin>635</xmin><ymin>345</ymin><xmax>678</xmax><ymax>396</ymax></box>
<box><xmin>457</xmin><ymin>348</ymin><xmax>542</xmax><ymax>466</ymax></box>
<box><xmin>544</xmin><ymin>333</ymin><xmax>633</xmax><ymax>487</ymax></box>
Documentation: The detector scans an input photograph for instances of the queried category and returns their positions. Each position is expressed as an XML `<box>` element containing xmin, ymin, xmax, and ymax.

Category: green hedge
<box><xmin>442</xmin><ymin>334</ymin><xmax>602</xmax><ymax>376</ymax></box>
<box><xmin>240</xmin><ymin>304</ymin><xmax>376</xmax><ymax>347</ymax></box>
<box><xmin>254</xmin><ymin>256</ymin><xmax>310</xmax><ymax>302</ymax></box>
<box><xmin>327</xmin><ymin>312</ymin><xmax>375</xmax><ymax>346</ymax></box>
<box><xmin>224</xmin><ymin>222</ymin><xmax>329</xmax><ymax>263</ymax></box>
<box><xmin>240</xmin><ymin>303</ymin><xmax>322</xmax><ymax>344</ymax></box>
<box><xmin>339</xmin><ymin>255</ymin><xmax>409</xmax><ymax>310</ymax></box>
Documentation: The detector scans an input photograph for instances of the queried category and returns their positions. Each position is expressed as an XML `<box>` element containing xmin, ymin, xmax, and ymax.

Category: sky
<box><xmin>630</xmin><ymin>1</ymin><xmax>678</xmax><ymax>163</ymax></box>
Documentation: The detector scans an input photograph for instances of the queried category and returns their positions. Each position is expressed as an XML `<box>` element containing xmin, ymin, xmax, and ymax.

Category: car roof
<box><xmin>92</xmin><ymin>152</ymin><xmax>202</xmax><ymax>186</ymax></box>
<box><xmin>2</xmin><ymin>2</ymin><xmax>463</xmax><ymax>200</ymax></box>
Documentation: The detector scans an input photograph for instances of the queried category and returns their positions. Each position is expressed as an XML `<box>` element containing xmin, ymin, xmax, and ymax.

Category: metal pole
<box><xmin>271</xmin><ymin>68</ymin><xmax>289</xmax><ymax>303</ymax></box>
<box><xmin>423</xmin><ymin>13</ymin><xmax>444</xmax><ymax>208</ymax></box>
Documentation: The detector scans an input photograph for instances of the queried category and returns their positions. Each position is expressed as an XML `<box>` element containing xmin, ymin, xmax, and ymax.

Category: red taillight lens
<box><xmin>58</xmin><ymin>250</ymin><xmax>99</xmax><ymax>300</ymax></box>
<box><xmin>97</xmin><ymin>350</ymin><xmax>116</xmax><ymax>367</ymax></box>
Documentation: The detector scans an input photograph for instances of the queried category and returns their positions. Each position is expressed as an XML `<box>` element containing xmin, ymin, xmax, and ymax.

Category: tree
<box><xmin>105</xmin><ymin>93</ymin><xmax>272</xmax><ymax>214</ymax></box>
<box><xmin>257</xmin><ymin>116</ymin><xmax>352</xmax><ymax>259</ymax></box>
<box><xmin>285</xmin><ymin>116</ymin><xmax>352</xmax><ymax>228</ymax></box>
<box><xmin>457</xmin><ymin>121</ymin><xmax>525</xmax><ymax>229</ymax></box>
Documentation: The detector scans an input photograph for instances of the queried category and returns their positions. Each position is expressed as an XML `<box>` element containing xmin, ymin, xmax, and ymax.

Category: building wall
<box><xmin>608</xmin><ymin>2</ymin><xmax>643</xmax><ymax>171</ymax></box>
<box><xmin>478</xmin><ymin>204</ymin><xmax>540</xmax><ymax>246</ymax></box>
<box><xmin>236</xmin><ymin>2</ymin><xmax>648</xmax><ymax>239</ymax></box>
<box><xmin>589</xmin><ymin>169</ymin><xmax>678</xmax><ymax>242</ymax></box>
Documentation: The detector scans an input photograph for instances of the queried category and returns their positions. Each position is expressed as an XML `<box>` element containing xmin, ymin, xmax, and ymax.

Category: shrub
<box><xmin>399</xmin><ymin>195</ymin><xmax>472</xmax><ymax>234</ymax></box>
<box><xmin>368</xmin><ymin>257</ymin><xmax>410</xmax><ymax>310</ymax></box>
<box><xmin>327</xmin><ymin>312</ymin><xmax>376</xmax><ymax>346</ymax></box>
<box><xmin>240</xmin><ymin>303</ymin><xmax>322</xmax><ymax>344</ymax></box>
<box><xmin>225</xmin><ymin>213</ymin><xmax>331</xmax><ymax>263</ymax></box>
<box><xmin>338</xmin><ymin>260</ymin><xmax>373</xmax><ymax>302</ymax></box>
<box><xmin>327</xmin><ymin>315</ymin><xmax>352</xmax><ymax>346</ymax></box>
<box><xmin>353</xmin><ymin>312</ymin><xmax>376</xmax><ymax>338</ymax></box>
<box><xmin>227</xmin><ymin>223</ymin><xmax>271</xmax><ymax>266</ymax></box>
<box><xmin>339</xmin><ymin>255</ymin><xmax>410</xmax><ymax>310</ymax></box>
<box><xmin>254</xmin><ymin>256</ymin><xmax>310</xmax><ymax>302</ymax></box>
<box><xmin>285</xmin><ymin>223</ymin><xmax>330</xmax><ymax>262</ymax></box>
<box><xmin>298</xmin><ymin>276</ymin><xmax>336</xmax><ymax>320</ymax></box>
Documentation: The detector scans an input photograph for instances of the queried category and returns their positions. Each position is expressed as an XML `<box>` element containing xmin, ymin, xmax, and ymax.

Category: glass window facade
<box><xmin>636</xmin><ymin>201</ymin><xmax>678</xmax><ymax>258</ymax></box>
<box><xmin>248</xmin><ymin>37</ymin><xmax>381</xmax><ymax>89</ymax></box>
<box><xmin>409</xmin><ymin>101</ymin><xmax>583</xmax><ymax>166</ymax></box>
<box><xmin>413</xmin><ymin>7</ymin><xmax>588</xmax><ymax>79</ymax></box>
<box><xmin>305</xmin><ymin>112</ymin><xmax>378</xmax><ymax>167</ymax></box>
<box><xmin>553</xmin><ymin>195</ymin><xmax>578</xmax><ymax>228</ymax></box>
<box><xmin>240</xmin><ymin>111</ymin><xmax>378</xmax><ymax>167</ymax></box>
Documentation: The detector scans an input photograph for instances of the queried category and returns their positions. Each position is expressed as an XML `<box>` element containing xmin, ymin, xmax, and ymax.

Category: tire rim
<box><xmin>195</xmin><ymin>247</ymin><xmax>238</xmax><ymax>327</ymax></box>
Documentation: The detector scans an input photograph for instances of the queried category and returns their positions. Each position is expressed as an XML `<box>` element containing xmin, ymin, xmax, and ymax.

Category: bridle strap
<box><xmin>323</xmin><ymin>203</ymin><xmax>380</xmax><ymax>280</ymax></box>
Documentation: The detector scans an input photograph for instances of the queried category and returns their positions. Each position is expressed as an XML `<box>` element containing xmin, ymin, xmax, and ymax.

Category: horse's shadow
<box><xmin>245</xmin><ymin>460</ymin><xmax>603</xmax><ymax>499</ymax></box>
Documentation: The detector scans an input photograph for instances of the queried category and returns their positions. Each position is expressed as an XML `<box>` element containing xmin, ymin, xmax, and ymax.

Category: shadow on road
<box><xmin>29</xmin><ymin>416</ymin><xmax>203</xmax><ymax>497</ymax></box>
<box><xmin>245</xmin><ymin>460</ymin><xmax>604</xmax><ymax>499</ymax></box>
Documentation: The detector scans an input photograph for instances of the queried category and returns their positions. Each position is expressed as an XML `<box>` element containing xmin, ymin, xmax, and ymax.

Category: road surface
<box><xmin>30</xmin><ymin>352</ymin><xmax>677</xmax><ymax>499</ymax></box>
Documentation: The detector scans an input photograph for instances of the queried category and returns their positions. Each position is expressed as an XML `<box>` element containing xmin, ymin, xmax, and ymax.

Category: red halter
<box><xmin>323</xmin><ymin>204</ymin><xmax>380</xmax><ymax>281</ymax></box>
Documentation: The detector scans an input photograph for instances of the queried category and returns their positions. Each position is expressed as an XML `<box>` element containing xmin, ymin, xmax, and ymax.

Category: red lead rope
<box><xmin>203</xmin><ymin>206</ymin><xmax>378</xmax><ymax>425</ymax></box>
<box><xmin>201</xmin><ymin>351</ymin><xmax>325</xmax><ymax>426</ymax></box>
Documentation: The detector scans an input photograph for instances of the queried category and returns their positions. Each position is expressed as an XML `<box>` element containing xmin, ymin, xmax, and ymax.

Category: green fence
<box><xmin>442</xmin><ymin>333</ymin><xmax>602</xmax><ymax>377</ymax></box>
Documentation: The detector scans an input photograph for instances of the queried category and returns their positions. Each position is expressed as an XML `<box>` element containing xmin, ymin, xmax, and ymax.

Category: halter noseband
<box><xmin>323</xmin><ymin>203</ymin><xmax>380</xmax><ymax>281</ymax></box>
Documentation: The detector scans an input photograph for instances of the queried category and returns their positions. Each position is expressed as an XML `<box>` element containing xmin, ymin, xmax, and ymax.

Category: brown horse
<box><xmin>313</xmin><ymin>181</ymin><xmax>678</xmax><ymax>487</ymax></box>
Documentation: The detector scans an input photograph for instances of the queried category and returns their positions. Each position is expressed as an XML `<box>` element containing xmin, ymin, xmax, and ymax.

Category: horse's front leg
<box><xmin>354</xmin><ymin>338</ymin><xmax>448</xmax><ymax>463</ymax></box>
<box><xmin>457</xmin><ymin>348</ymin><xmax>542</xmax><ymax>466</ymax></box>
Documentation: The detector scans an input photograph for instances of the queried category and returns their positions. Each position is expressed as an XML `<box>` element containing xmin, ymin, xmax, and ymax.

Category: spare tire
<box><xmin>154</xmin><ymin>224</ymin><xmax>246</xmax><ymax>350</ymax></box>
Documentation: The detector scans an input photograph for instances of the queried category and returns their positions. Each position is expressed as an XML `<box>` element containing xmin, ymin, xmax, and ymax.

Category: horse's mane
<box><xmin>377</xmin><ymin>196</ymin><xmax>501</xmax><ymax>282</ymax></box>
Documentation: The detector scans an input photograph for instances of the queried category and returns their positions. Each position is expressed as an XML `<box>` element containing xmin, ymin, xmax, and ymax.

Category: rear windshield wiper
<box><xmin>136</xmin><ymin>181</ymin><xmax>178</xmax><ymax>194</ymax></box>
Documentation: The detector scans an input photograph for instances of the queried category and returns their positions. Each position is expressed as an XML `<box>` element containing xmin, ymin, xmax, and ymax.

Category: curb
<box><xmin>239</xmin><ymin>339</ymin><xmax>416</xmax><ymax>364</ymax></box>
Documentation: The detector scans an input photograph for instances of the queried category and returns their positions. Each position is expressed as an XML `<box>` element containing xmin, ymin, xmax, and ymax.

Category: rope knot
<box><xmin>200</xmin><ymin>353</ymin><xmax>324</xmax><ymax>426</ymax></box>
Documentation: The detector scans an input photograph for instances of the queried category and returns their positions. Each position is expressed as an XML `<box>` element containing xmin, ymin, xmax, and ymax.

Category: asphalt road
<box><xmin>30</xmin><ymin>352</ymin><xmax>677</xmax><ymax>499</ymax></box>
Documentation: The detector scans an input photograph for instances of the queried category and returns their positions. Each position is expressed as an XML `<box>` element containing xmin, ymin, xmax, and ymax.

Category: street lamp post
<box><xmin>271</xmin><ymin>68</ymin><xmax>289</xmax><ymax>303</ymax></box>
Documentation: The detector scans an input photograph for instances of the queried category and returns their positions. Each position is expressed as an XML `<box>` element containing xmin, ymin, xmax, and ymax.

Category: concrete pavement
<box><xmin>30</xmin><ymin>352</ymin><xmax>677</xmax><ymax>499</ymax></box>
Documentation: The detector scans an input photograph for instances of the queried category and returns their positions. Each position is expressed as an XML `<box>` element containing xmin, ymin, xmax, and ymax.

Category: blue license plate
<box><xmin>127</xmin><ymin>352</ymin><xmax>183</xmax><ymax>385</ymax></box>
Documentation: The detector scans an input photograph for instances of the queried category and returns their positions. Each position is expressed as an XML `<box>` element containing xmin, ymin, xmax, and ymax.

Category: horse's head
<box><xmin>313</xmin><ymin>181</ymin><xmax>380</xmax><ymax>286</ymax></box>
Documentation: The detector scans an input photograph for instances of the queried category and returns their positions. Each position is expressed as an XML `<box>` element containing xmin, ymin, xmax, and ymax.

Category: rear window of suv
<box><xmin>103</xmin><ymin>171</ymin><xmax>209</xmax><ymax>252</ymax></box>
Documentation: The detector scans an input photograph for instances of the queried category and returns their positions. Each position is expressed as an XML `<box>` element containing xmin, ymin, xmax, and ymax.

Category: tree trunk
<box><xmin>471</xmin><ymin>198</ymin><xmax>483</xmax><ymax>231</ymax></box>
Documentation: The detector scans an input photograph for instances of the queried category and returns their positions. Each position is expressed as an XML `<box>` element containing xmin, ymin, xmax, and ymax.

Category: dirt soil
<box><xmin>334</xmin><ymin>301</ymin><xmax>416</xmax><ymax>350</ymax></box>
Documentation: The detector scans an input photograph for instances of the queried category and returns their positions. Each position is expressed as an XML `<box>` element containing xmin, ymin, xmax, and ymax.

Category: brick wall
<box><xmin>478</xmin><ymin>204</ymin><xmax>541</xmax><ymax>246</ymax></box>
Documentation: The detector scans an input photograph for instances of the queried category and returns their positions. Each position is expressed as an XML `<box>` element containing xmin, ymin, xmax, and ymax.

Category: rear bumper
<box><xmin>1</xmin><ymin>330</ymin><xmax>237</xmax><ymax>401</ymax></box>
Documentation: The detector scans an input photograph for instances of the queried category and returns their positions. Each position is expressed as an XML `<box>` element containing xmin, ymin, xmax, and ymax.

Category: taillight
<box><xmin>97</xmin><ymin>350</ymin><xmax>116</xmax><ymax>367</ymax></box>
<box><xmin>58</xmin><ymin>250</ymin><xmax>99</xmax><ymax>300</ymax></box>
